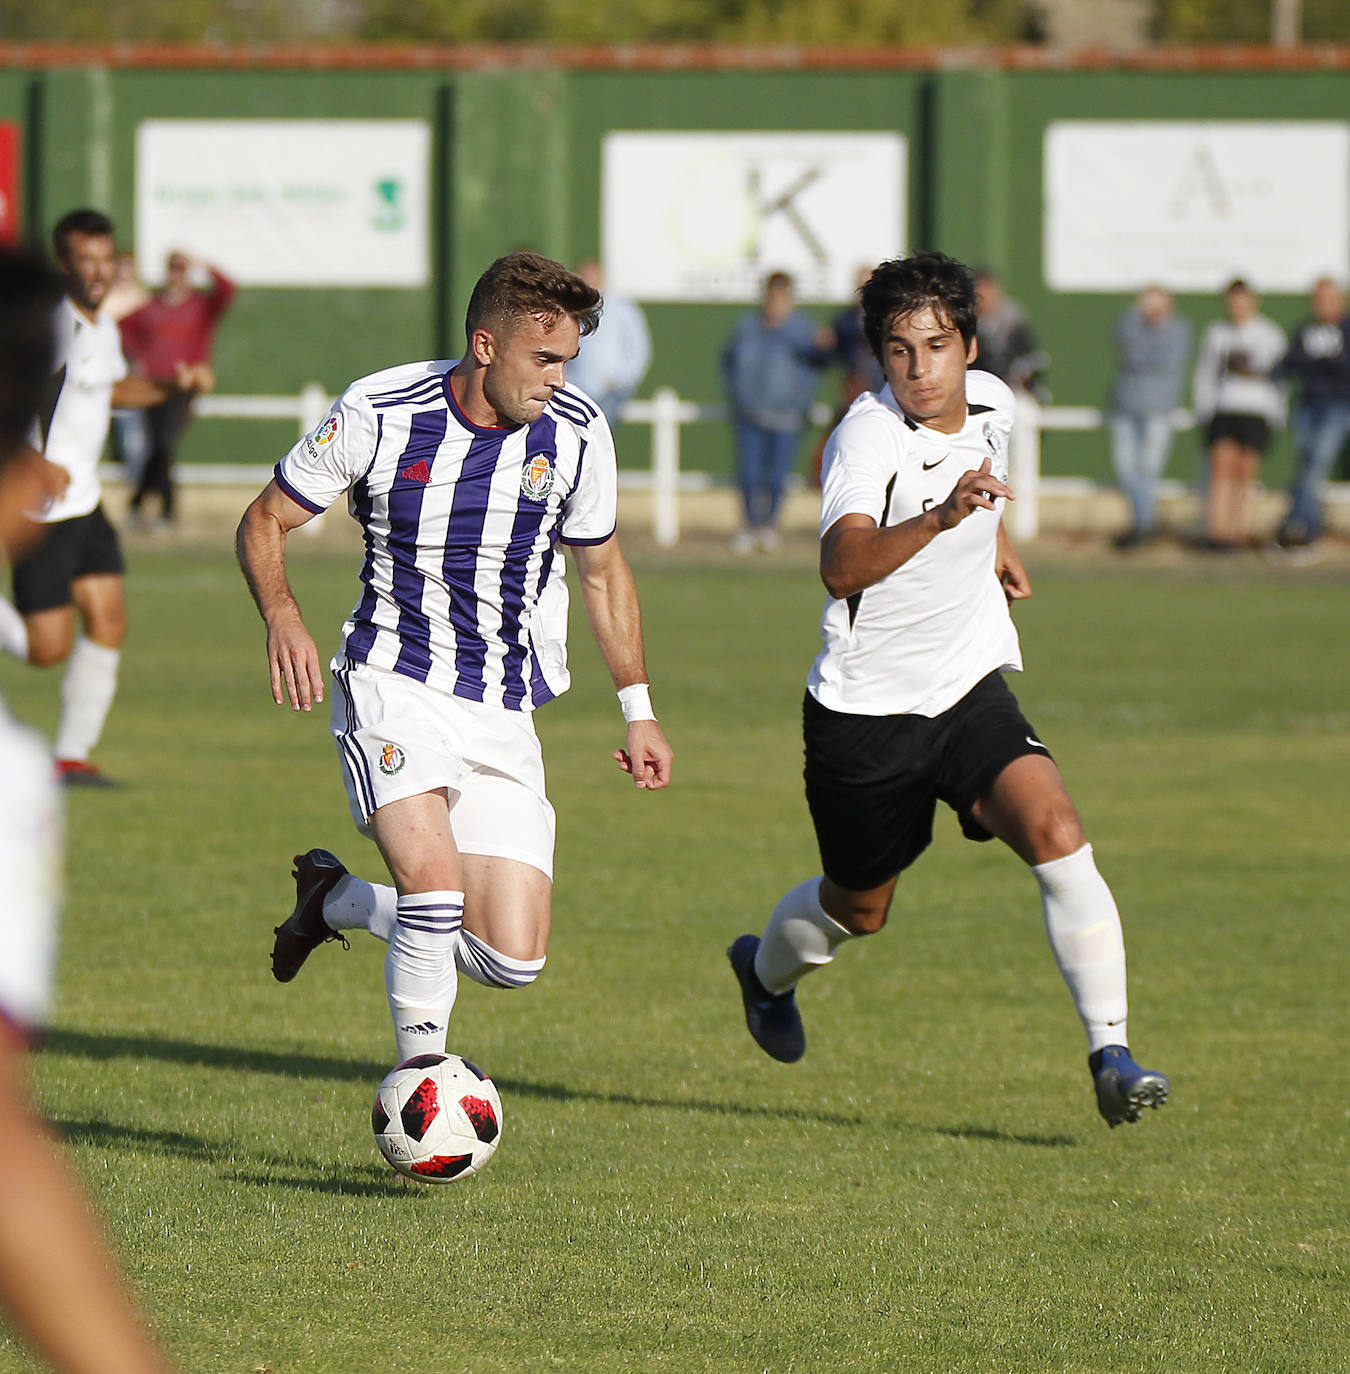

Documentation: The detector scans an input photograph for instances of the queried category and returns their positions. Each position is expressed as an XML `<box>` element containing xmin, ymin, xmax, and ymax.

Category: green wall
<box><xmin>15</xmin><ymin>56</ymin><xmax>1350</xmax><ymax>482</ymax></box>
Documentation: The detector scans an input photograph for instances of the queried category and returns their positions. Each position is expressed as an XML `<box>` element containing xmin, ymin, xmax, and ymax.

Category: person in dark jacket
<box><xmin>1274</xmin><ymin>277</ymin><xmax>1350</xmax><ymax>548</ymax></box>
<box><xmin>722</xmin><ymin>272</ymin><xmax>829</xmax><ymax>553</ymax></box>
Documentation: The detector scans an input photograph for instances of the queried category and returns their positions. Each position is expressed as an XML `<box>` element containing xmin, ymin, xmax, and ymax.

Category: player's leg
<box><xmin>969</xmin><ymin>751</ymin><xmax>1167</xmax><ymax>1125</ymax></box>
<box><xmin>53</xmin><ymin>571</ymin><xmax>126</xmax><ymax>782</ymax></box>
<box><xmin>369</xmin><ymin>789</ymin><xmax>466</xmax><ymax>1063</ymax></box>
<box><xmin>730</xmin><ymin>695</ymin><xmax>929</xmax><ymax>1062</ymax></box>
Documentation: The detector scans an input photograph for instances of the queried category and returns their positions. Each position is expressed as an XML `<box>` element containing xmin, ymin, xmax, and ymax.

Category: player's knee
<box><xmin>456</xmin><ymin>929</ymin><xmax>546</xmax><ymax>990</ymax></box>
<box><xmin>1025</xmin><ymin>803</ymin><xmax>1087</xmax><ymax>866</ymax></box>
<box><xmin>820</xmin><ymin>882</ymin><xmax>890</xmax><ymax>936</ymax></box>
<box><xmin>26</xmin><ymin>637</ymin><xmax>70</xmax><ymax>668</ymax></box>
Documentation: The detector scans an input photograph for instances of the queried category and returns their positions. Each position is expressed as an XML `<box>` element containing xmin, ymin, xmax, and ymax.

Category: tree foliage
<box><xmin>3</xmin><ymin>0</ymin><xmax>1350</xmax><ymax>47</ymax></box>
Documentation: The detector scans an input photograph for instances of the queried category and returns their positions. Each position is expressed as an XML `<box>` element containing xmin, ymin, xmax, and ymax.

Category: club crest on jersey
<box><xmin>520</xmin><ymin>453</ymin><xmax>555</xmax><ymax>502</ymax></box>
<box><xmin>305</xmin><ymin>413</ymin><xmax>341</xmax><ymax>458</ymax></box>
<box><xmin>377</xmin><ymin>743</ymin><xmax>406</xmax><ymax>776</ymax></box>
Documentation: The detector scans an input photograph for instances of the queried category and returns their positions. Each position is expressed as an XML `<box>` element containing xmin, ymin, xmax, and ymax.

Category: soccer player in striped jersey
<box><xmin>238</xmin><ymin>253</ymin><xmax>673</xmax><ymax>1067</ymax></box>
<box><xmin>727</xmin><ymin>252</ymin><xmax>1169</xmax><ymax>1127</ymax></box>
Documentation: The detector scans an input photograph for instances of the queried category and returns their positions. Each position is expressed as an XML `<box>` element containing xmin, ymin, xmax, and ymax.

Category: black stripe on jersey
<box><xmin>548</xmin><ymin>393</ymin><xmax>595</xmax><ymax>428</ymax></box>
<box><xmin>846</xmin><ymin>472</ymin><xmax>898</xmax><ymax>629</ymax></box>
<box><xmin>36</xmin><ymin>364</ymin><xmax>65</xmax><ymax>447</ymax></box>
<box><xmin>902</xmin><ymin>412</ymin><xmax>919</xmax><ymax>431</ymax></box>
<box><xmin>555</xmin><ymin>386</ymin><xmax>598</xmax><ymax>421</ymax></box>
<box><xmin>968</xmin><ymin>404</ymin><xmax>995</xmax><ymax>415</ymax></box>
<box><xmin>369</xmin><ymin>376</ymin><xmax>446</xmax><ymax>409</ymax></box>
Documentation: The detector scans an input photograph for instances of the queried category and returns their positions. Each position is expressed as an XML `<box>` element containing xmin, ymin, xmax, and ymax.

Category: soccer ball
<box><xmin>371</xmin><ymin>1053</ymin><xmax>503</xmax><ymax>1183</ymax></box>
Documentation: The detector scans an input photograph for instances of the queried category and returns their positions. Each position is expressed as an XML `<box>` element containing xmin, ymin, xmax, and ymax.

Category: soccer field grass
<box><xmin>1</xmin><ymin>542</ymin><xmax>1347</xmax><ymax>1373</ymax></box>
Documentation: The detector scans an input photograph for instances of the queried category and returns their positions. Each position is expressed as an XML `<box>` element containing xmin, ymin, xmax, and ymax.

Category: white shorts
<box><xmin>330</xmin><ymin>658</ymin><xmax>556</xmax><ymax>878</ymax></box>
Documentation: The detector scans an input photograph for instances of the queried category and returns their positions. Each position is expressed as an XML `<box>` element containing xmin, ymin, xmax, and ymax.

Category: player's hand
<box><xmin>265</xmin><ymin>613</ymin><xmax>324</xmax><ymax>712</ymax></box>
<box><xmin>935</xmin><ymin>454</ymin><xmax>1013</xmax><ymax>530</ymax></box>
<box><xmin>612</xmin><ymin>719</ymin><xmax>673</xmax><ymax>791</ymax></box>
<box><xmin>998</xmin><ymin>546</ymin><xmax>1032</xmax><ymax>601</ymax></box>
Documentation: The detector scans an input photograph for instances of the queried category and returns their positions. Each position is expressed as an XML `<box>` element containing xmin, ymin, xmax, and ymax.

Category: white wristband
<box><xmin>617</xmin><ymin>682</ymin><xmax>656</xmax><ymax>723</ymax></box>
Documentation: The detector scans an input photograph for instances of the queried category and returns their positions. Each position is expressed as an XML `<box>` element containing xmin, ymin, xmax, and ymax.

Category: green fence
<box><xmin>6</xmin><ymin>47</ymin><xmax>1350</xmax><ymax>485</ymax></box>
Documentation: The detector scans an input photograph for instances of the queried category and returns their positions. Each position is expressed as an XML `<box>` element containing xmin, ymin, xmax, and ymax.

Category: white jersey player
<box><xmin>728</xmin><ymin>252</ymin><xmax>1169</xmax><ymax>1128</ymax></box>
<box><xmin>238</xmin><ymin>252</ymin><xmax>673</xmax><ymax>1070</ymax></box>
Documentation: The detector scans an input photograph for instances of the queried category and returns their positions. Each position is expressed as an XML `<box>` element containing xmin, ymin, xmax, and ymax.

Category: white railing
<box><xmin>167</xmin><ymin>386</ymin><xmax>1346</xmax><ymax>546</ymax></box>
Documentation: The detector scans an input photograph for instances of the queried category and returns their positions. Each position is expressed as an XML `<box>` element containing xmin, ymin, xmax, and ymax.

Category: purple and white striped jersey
<box><xmin>275</xmin><ymin>359</ymin><xmax>617</xmax><ymax>712</ymax></box>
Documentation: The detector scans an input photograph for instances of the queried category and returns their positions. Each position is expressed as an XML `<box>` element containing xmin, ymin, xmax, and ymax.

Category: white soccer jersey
<box><xmin>33</xmin><ymin>297</ymin><xmax>127</xmax><ymax>523</ymax></box>
<box><xmin>0</xmin><ymin>700</ymin><xmax>62</xmax><ymax>1039</ymax></box>
<box><xmin>276</xmin><ymin>361</ymin><xmax>618</xmax><ymax>712</ymax></box>
<box><xmin>807</xmin><ymin>369</ymin><xmax>1022</xmax><ymax>718</ymax></box>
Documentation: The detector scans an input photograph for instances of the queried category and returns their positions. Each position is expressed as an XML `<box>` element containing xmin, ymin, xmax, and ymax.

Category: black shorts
<box><xmin>1206</xmin><ymin>412</ymin><xmax>1272</xmax><ymax>454</ymax></box>
<box><xmin>11</xmin><ymin>506</ymin><xmax>124</xmax><ymax>614</ymax></box>
<box><xmin>803</xmin><ymin>671</ymin><xmax>1052</xmax><ymax>892</ymax></box>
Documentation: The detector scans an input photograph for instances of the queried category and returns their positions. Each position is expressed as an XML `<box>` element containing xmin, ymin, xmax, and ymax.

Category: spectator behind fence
<box><xmin>1273</xmin><ymin>277</ymin><xmax>1350</xmax><ymax>551</ymax></box>
<box><xmin>722</xmin><ymin>271</ymin><xmax>831</xmax><ymax>554</ymax></box>
<box><xmin>1106</xmin><ymin>287</ymin><xmax>1192</xmax><ymax>549</ymax></box>
<box><xmin>118</xmin><ymin>252</ymin><xmax>234</xmax><ymax>530</ymax></box>
<box><xmin>1192</xmin><ymin>280</ymin><xmax>1287</xmax><ymax>551</ymax></box>
<box><xmin>971</xmin><ymin>269</ymin><xmax>1050</xmax><ymax>402</ymax></box>
<box><xmin>566</xmin><ymin>259</ymin><xmax>651</xmax><ymax>430</ymax></box>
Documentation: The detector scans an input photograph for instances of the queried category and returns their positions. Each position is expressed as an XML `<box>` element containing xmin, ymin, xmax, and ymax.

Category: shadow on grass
<box><xmin>41</xmin><ymin>1027</ymin><xmax>387</xmax><ymax>1084</ymax></box>
<box><xmin>933</xmin><ymin>1123</ymin><xmax>1077</xmax><ymax>1149</ymax></box>
<box><xmin>228</xmin><ymin>1167</ymin><xmax>417</xmax><ymax>1199</ymax></box>
<box><xmin>41</xmin><ymin>1028</ymin><xmax>1073</xmax><ymax>1145</ymax></box>
<box><xmin>50</xmin><ymin>1117</ymin><xmax>217</xmax><ymax>1159</ymax></box>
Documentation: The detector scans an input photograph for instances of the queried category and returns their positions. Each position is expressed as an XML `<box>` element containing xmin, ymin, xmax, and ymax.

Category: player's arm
<box><xmin>820</xmin><ymin>454</ymin><xmax>1014</xmax><ymax>601</ymax></box>
<box><xmin>236</xmin><ymin>479</ymin><xmax>325</xmax><ymax>712</ymax></box>
<box><xmin>0</xmin><ymin>1035</ymin><xmax>174</xmax><ymax>1374</ymax></box>
<box><xmin>996</xmin><ymin>524</ymin><xmax>1032</xmax><ymax>601</ymax></box>
<box><xmin>570</xmin><ymin>534</ymin><xmax>673</xmax><ymax>791</ymax></box>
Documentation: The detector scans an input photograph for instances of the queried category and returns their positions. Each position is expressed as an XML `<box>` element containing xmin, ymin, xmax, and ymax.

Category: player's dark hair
<box><xmin>764</xmin><ymin>271</ymin><xmax>793</xmax><ymax>292</ymax></box>
<box><xmin>52</xmin><ymin>208</ymin><xmax>115</xmax><ymax>262</ymax></box>
<box><xmin>0</xmin><ymin>246</ymin><xmax>59</xmax><ymax>467</ymax></box>
<box><xmin>861</xmin><ymin>252</ymin><xmax>979</xmax><ymax>358</ymax></box>
<box><xmin>465</xmin><ymin>252</ymin><xmax>601</xmax><ymax>342</ymax></box>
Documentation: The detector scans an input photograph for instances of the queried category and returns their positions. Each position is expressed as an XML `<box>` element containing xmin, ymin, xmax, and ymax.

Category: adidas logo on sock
<box><xmin>398</xmin><ymin>1021</ymin><xmax>443</xmax><ymax>1035</ymax></box>
<box><xmin>399</xmin><ymin>460</ymin><xmax>431</xmax><ymax>484</ymax></box>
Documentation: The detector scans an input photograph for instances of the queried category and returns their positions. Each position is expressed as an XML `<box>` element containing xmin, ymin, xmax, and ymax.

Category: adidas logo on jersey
<box><xmin>399</xmin><ymin>460</ymin><xmax>432</xmax><ymax>484</ymax></box>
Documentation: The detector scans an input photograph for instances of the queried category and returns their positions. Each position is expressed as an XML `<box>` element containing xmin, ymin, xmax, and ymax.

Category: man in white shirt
<box><xmin>565</xmin><ymin>259</ymin><xmax>652</xmax><ymax>429</ymax></box>
<box><xmin>727</xmin><ymin>252</ymin><xmax>1168</xmax><ymax>1128</ymax></box>
<box><xmin>238</xmin><ymin>252</ymin><xmax>673</xmax><ymax>1070</ymax></box>
<box><xmin>0</xmin><ymin>209</ymin><xmax>204</xmax><ymax>787</ymax></box>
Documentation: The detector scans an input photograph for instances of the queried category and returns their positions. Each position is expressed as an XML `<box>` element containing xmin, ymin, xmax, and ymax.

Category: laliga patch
<box><xmin>377</xmin><ymin>743</ymin><xmax>406</xmax><ymax>776</ymax></box>
<box><xmin>304</xmin><ymin>412</ymin><xmax>342</xmax><ymax>459</ymax></box>
<box><xmin>520</xmin><ymin>453</ymin><xmax>555</xmax><ymax>502</ymax></box>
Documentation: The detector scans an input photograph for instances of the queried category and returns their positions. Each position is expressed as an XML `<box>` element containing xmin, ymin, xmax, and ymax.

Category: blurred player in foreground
<box><xmin>238</xmin><ymin>252</ymin><xmax>673</xmax><ymax>1067</ymax></box>
<box><xmin>0</xmin><ymin>247</ymin><xmax>174</xmax><ymax>1373</ymax></box>
<box><xmin>0</xmin><ymin>209</ymin><xmax>209</xmax><ymax>786</ymax></box>
<box><xmin>728</xmin><ymin>252</ymin><xmax>1169</xmax><ymax>1128</ymax></box>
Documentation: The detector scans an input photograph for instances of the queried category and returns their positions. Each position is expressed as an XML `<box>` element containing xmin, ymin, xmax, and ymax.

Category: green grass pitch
<box><xmin>1</xmin><ymin>541</ymin><xmax>1347</xmax><ymax>1373</ymax></box>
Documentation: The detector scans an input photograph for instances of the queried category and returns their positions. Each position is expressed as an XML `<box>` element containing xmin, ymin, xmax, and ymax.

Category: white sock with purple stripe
<box><xmin>456</xmin><ymin>929</ymin><xmax>546</xmax><ymax>989</ymax></box>
<box><xmin>324</xmin><ymin>875</ymin><xmax>398</xmax><ymax>943</ymax></box>
<box><xmin>386</xmin><ymin>891</ymin><xmax>463</xmax><ymax>1062</ymax></box>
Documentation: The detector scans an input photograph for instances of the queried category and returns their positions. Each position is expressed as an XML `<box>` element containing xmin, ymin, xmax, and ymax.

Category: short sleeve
<box><xmin>559</xmin><ymin>414</ymin><xmax>618</xmax><ymax>546</ymax></box>
<box><xmin>819</xmin><ymin>409</ymin><xmax>902</xmax><ymax>535</ymax></box>
<box><xmin>274</xmin><ymin>386</ymin><xmax>379</xmax><ymax>515</ymax></box>
<box><xmin>0</xmin><ymin>716</ymin><xmax>62</xmax><ymax>1038</ymax></box>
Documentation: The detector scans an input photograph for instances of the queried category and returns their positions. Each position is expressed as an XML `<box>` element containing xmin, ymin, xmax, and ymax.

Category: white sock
<box><xmin>754</xmin><ymin>876</ymin><xmax>856</xmax><ymax>995</ymax></box>
<box><xmin>53</xmin><ymin>638</ymin><xmax>120</xmax><ymax>762</ymax></box>
<box><xmin>456</xmin><ymin>929</ymin><xmax>546</xmax><ymax>989</ymax></box>
<box><xmin>385</xmin><ymin>891</ymin><xmax>463</xmax><ymax>1063</ymax></box>
<box><xmin>0</xmin><ymin>597</ymin><xmax>27</xmax><ymax>659</ymax></box>
<box><xmin>324</xmin><ymin>874</ymin><xmax>398</xmax><ymax>943</ymax></box>
<box><xmin>1032</xmin><ymin>843</ymin><xmax>1129</xmax><ymax>1053</ymax></box>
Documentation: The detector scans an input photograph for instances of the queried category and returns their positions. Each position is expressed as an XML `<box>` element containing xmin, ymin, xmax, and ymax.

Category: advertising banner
<box><xmin>1044</xmin><ymin>120</ymin><xmax>1350</xmax><ymax>293</ymax></box>
<box><xmin>135</xmin><ymin>119</ymin><xmax>431</xmax><ymax>287</ymax></box>
<box><xmin>602</xmin><ymin>130</ymin><xmax>907</xmax><ymax>303</ymax></box>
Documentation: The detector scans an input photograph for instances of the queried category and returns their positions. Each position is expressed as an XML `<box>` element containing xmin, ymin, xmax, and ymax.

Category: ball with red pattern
<box><xmin>371</xmin><ymin>1052</ymin><xmax>503</xmax><ymax>1183</ymax></box>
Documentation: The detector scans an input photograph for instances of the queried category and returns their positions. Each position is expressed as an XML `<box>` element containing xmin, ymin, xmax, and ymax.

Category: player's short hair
<box><xmin>0</xmin><ymin>247</ymin><xmax>59</xmax><ymax>466</ymax></box>
<box><xmin>52</xmin><ymin>208</ymin><xmax>115</xmax><ymax>263</ymax></box>
<box><xmin>764</xmin><ymin>271</ymin><xmax>793</xmax><ymax>293</ymax></box>
<box><xmin>861</xmin><ymin>252</ymin><xmax>979</xmax><ymax>358</ymax></box>
<box><xmin>464</xmin><ymin>252</ymin><xmax>601</xmax><ymax>343</ymax></box>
